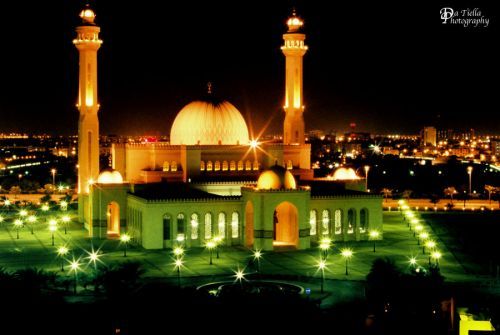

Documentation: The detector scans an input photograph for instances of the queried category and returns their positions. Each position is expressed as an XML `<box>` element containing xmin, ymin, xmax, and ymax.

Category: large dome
<box><xmin>331</xmin><ymin>167</ymin><xmax>359</xmax><ymax>180</ymax></box>
<box><xmin>170</xmin><ymin>99</ymin><xmax>249</xmax><ymax>145</ymax></box>
<box><xmin>257</xmin><ymin>165</ymin><xmax>297</xmax><ymax>190</ymax></box>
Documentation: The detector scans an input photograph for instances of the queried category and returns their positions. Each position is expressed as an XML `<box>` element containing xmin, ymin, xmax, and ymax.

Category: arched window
<box><xmin>334</xmin><ymin>209</ymin><xmax>342</xmax><ymax>235</ymax></box>
<box><xmin>206</xmin><ymin>161</ymin><xmax>213</xmax><ymax>171</ymax></box>
<box><xmin>322</xmin><ymin>209</ymin><xmax>330</xmax><ymax>235</ymax></box>
<box><xmin>163</xmin><ymin>214</ymin><xmax>171</xmax><ymax>240</ymax></box>
<box><xmin>191</xmin><ymin>213</ymin><xmax>199</xmax><ymax>240</ymax></box>
<box><xmin>200</xmin><ymin>161</ymin><xmax>205</xmax><ymax>171</ymax></box>
<box><xmin>309</xmin><ymin>210</ymin><xmax>317</xmax><ymax>236</ymax></box>
<box><xmin>231</xmin><ymin>212</ymin><xmax>239</xmax><ymax>238</ymax></box>
<box><xmin>214</xmin><ymin>161</ymin><xmax>221</xmax><ymax>171</ymax></box>
<box><xmin>237</xmin><ymin>161</ymin><xmax>244</xmax><ymax>171</ymax></box>
<box><xmin>177</xmin><ymin>213</ymin><xmax>185</xmax><ymax>240</ymax></box>
<box><xmin>229</xmin><ymin>160</ymin><xmax>236</xmax><ymax>171</ymax></box>
<box><xmin>360</xmin><ymin>208</ymin><xmax>368</xmax><ymax>233</ymax></box>
<box><xmin>286</xmin><ymin>160</ymin><xmax>293</xmax><ymax>170</ymax></box>
<box><xmin>162</xmin><ymin>161</ymin><xmax>170</xmax><ymax>172</ymax></box>
<box><xmin>218</xmin><ymin>212</ymin><xmax>226</xmax><ymax>238</ymax></box>
<box><xmin>222</xmin><ymin>161</ymin><xmax>229</xmax><ymax>171</ymax></box>
<box><xmin>245</xmin><ymin>160</ymin><xmax>252</xmax><ymax>171</ymax></box>
<box><xmin>171</xmin><ymin>161</ymin><xmax>178</xmax><ymax>172</ymax></box>
<box><xmin>347</xmin><ymin>209</ymin><xmax>356</xmax><ymax>234</ymax></box>
<box><xmin>204</xmin><ymin>213</ymin><xmax>212</xmax><ymax>240</ymax></box>
<box><xmin>253</xmin><ymin>161</ymin><xmax>259</xmax><ymax>171</ymax></box>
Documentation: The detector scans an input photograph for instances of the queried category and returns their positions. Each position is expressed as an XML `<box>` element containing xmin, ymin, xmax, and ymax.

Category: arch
<box><xmin>190</xmin><ymin>213</ymin><xmax>199</xmax><ymax>240</ymax></box>
<box><xmin>222</xmin><ymin>161</ymin><xmax>228</xmax><ymax>171</ymax></box>
<box><xmin>171</xmin><ymin>161</ymin><xmax>178</xmax><ymax>172</ymax></box>
<box><xmin>206</xmin><ymin>161</ymin><xmax>213</xmax><ymax>171</ymax></box>
<box><xmin>274</xmin><ymin>201</ymin><xmax>299</xmax><ymax>247</ymax></box>
<box><xmin>162</xmin><ymin>161</ymin><xmax>170</xmax><ymax>172</ymax></box>
<box><xmin>237</xmin><ymin>160</ymin><xmax>244</xmax><ymax>171</ymax></box>
<box><xmin>229</xmin><ymin>160</ymin><xmax>236</xmax><ymax>171</ymax></box>
<box><xmin>218</xmin><ymin>212</ymin><xmax>226</xmax><ymax>238</ymax></box>
<box><xmin>177</xmin><ymin>213</ymin><xmax>185</xmax><ymax>240</ymax></box>
<box><xmin>204</xmin><ymin>212</ymin><xmax>212</xmax><ymax>240</ymax></box>
<box><xmin>347</xmin><ymin>208</ymin><xmax>356</xmax><ymax>234</ymax></box>
<box><xmin>107</xmin><ymin>202</ymin><xmax>120</xmax><ymax>236</ymax></box>
<box><xmin>309</xmin><ymin>209</ymin><xmax>317</xmax><ymax>236</ymax></box>
<box><xmin>321</xmin><ymin>209</ymin><xmax>330</xmax><ymax>235</ymax></box>
<box><xmin>245</xmin><ymin>160</ymin><xmax>252</xmax><ymax>171</ymax></box>
<box><xmin>163</xmin><ymin>213</ymin><xmax>172</xmax><ymax>240</ymax></box>
<box><xmin>231</xmin><ymin>212</ymin><xmax>239</xmax><ymax>238</ymax></box>
<box><xmin>245</xmin><ymin>201</ymin><xmax>254</xmax><ymax>247</ymax></box>
<box><xmin>200</xmin><ymin>161</ymin><xmax>205</xmax><ymax>171</ymax></box>
<box><xmin>360</xmin><ymin>208</ymin><xmax>368</xmax><ymax>233</ymax></box>
<box><xmin>334</xmin><ymin>209</ymin><xmax>343</xmax><ymax>235</ymax></box>
<box><xmin>253</xmin><ymin>161</ymin><xmax>259</xmax><ymax>171</ymax></box>
<box><xmin>214</xmin><ymin>161</ymin><xmax>221</xmax><ymax>171</ymax></box>
<box><xmin>286</xmin><ymin>160</ymin><xmax>293</xmax><ymax>170</ymax></box>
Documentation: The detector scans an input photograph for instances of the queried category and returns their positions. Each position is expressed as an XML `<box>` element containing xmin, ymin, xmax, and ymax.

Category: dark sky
<box><xmin>0</xmin><ymin>0</ymin><xmax>498</xmax><ymax>136</ymax></box>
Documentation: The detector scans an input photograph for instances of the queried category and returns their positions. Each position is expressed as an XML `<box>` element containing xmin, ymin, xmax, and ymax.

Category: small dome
<box><xmin>97</xmin><ymin>170</ymin><xmax>123</xmax><ymax>184</ymax></box>
<box><xmin>170</xmin><ymin>97</ymin><xmax>249</xmax><ymax>145</ymax></box>
<box><xmin>331</xmin><ymin>167</ymin><xmax>359</xmax><ymax>180</ymax></box>
<box><xmin>79</xmin><ymin>5</ymin><xmax>96</xmax><ymax>24</ymax></box>
<box><xmin>257</xmin><ymin>165</ymin><xmax>296</xmax><ymax>190</ymax></box>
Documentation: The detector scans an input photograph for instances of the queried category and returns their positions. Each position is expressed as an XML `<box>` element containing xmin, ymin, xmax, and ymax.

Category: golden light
<box><xmin>249</xmin><ymin>139</ymin><xmax>259</xmax><ymax>149</ymax></box>
<box><xmin>97</xmin><ymin>170</ymin><xmax>123</xmax><ymax>184</ymax></box>
<box><xmin>0</xmin><ymin>215</ymin><xmax>4</xmax><ymax>223</ymax></box>
<box><xmin>174</xmin><ymin>258</ymin><xmax>183</xmax><ymax>269</ymax></box>
<box><xmin>331</xmin><ymin>167</ymin><xmax>360</xmax><ymax>180</ymax></box>
<box><xmin>234</xmin><ymin>269</ymin><xmax>246</xmax><ymax>282</ymax></box>
<box><xmin>398</xmin><ymin>200</ymin><xmax>405</xmax><ymax>206</ymax></box>
<box><xmin>425</xmin><ymin>240</ymin><xmax>436</xmax><ymax>249</ymax></box>
<box><xmin>415</xmin><ymin>225</ymin><xmax>423</xmax><ymax>232</ymax></box>
<box><xmin>420</xmin><ymin>232</ymin><xmax>429</xmax><ymax>240</ymax></box>
<box><xmin>431</xmin><ymin>251</ymin><xmax>442</xmax><ymax>260</ymax></box>
<box><xmin>27</xmin><ymin>215</ymin><xmax>37</xmax><ymax>223</ymax></box>
<box><xmin>13</xmin><ymin>219</ymin><xmax>23</xmax><ymax>228</ymax></box>
<box><xmin>69</xmin><ymin>259</ymin><xmax>81</xmax><ymax>272</ymax></box>
<box><xmin>467</xmin><ymin>166</ymin><xmax>473</xmax><ymax>174</ymax></box>
<box><xmin>173</xmin><ymin>246</ymin><xmax>184</xmax><ymax>256</ymax></box>
<box><xmin>57</xmin><ymin>246</ymin><xmax>69</xmax><ymax>256</ymax></box>
<box><xmin>409</xmin><ymin>257</ymin><xmax>418</xmax><ymax>266</ymax></box>
<box><xmin>369</xmin><ymin>231</ymin><xmax>380</xmax><ymax>239</ymax></box>
<box><xmin>318</xmin><ymin>260</ymin><xmax>327</xmax><ymax>270</ymax></box>
<box><xmin>213</xmin><ymin>236</ymin><xmax>223</xmax><ymax>244</ymax></box>
<box><xmin>364</xmin><ymin>165</ymin><xmax>370</xmax><ymax>174</ymax></box>
<box><xmin>49</xmin><ymin>225</ymin><xmax>57</xmax><ymax>232</ymax></box>
<box><xmin>49</xmin><ymin>219</ymin><xmax>57</xmax><ymax>226</ymax></box>
<box><xmin>19</xmin><ymin>210</ymin><xmax>28</xmax><ymax>217</ymax></box>
<box><xmin>61</xmin><ymin>215</ymin><xmax>71</xmax><ymax>223</ymax></box>
<box><xmin>253</xmin><ymin>249</ymin><xmax>263</xmax><ymax>260</ymax></box>
<box><xmin>206</xmin><ymin>241</ymin><xmax>216</xmax><ymax>250</ymax></box>
<box><xmin>87</xmin><ymin>250</ymin><xmax>101</xmax><ymax>264</ymax></box>
<box><xmin>4</xmin><ymin>199</ymin><xmax>11</xmax><ymax>206</ymax></box>
<box><xmin>341</xmin><ymin>248</ymin><xmax>353</xmax><ymax>258</ymax></box>
<box><xmin>60</xmin><ymin>200</ymin><xmax>68</xmax><ymax>208</ymax></box>
<box><xmin>41</xmin><ymin>204</ymin><xmax>49</xmax><ymax>211</ymax></box>
<box><xmin>120</xmin><ymin>234</ymin><xmax>131</xmax><ymax>243</ymax></box>
<box><xmin>410</xmin><ymin>219</ymin><xmax>419</xmax><ymax>225</ymax></box>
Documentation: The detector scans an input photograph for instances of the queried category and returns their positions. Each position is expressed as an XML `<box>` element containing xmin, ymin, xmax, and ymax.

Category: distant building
<box><xmin>421</xmin><ymin>127</ymin><xmax>437</xmax><ymax>146</ymax></box>
<box><xmin>490</xmin><ymin>139</ymin><xmax>500</xmax><ymax>157</ymax></box>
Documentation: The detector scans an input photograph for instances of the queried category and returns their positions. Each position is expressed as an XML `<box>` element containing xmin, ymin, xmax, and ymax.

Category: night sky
<box><xmin>0</xmin><ymin>1</ymin><xmax>498</xmax><ymax>136</ymax></box>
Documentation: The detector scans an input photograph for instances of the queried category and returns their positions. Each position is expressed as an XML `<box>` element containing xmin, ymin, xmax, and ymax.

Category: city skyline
<box><xmin>0</xmin><ymin>1</ymin><xmax>497</xmax><ymax>136</ymax></box>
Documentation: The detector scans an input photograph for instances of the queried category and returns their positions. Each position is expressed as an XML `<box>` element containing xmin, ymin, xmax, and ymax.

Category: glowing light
<box><xmin>4</xmin><ymin>199</ymin><xmax>11</xmax><ymax>206</ymax></box>
<box><xmin>0</xmin><ymin>215</ymin><xmax>3</xmax><ymax>223</ymax></box>
<box><xmin>60</xmin><ymin>200</ymin><xmax>68</xmax><ymax>208</ymax></box>
<box><xmin>253</xmin><ymin>249</ymin><xmax>263</xmax><ymax>260</ymax></box>
<box><xmin>415</xmin><ymin>225</ymin><xmax>423</xmax><ymax>232</ymax></box>
<box><xmin>173</xmin><ymin>247</ymin><xmax>184</xmax><ymax>256</ymax></box>
<box><xmin>19</xmin><ymin>210</ymin><xmax>28</xmax><ymax>217</ymax></box>
<box><xmin>331</xmin><ymin>167</ymin><xmax>360</xmax><ymax>180</ymax></box>
<box><xmin>97</xmin><ymin>170</ymin><xmax>123</xmax><ymax>184</ymax></box>
<box><xmin>49</xmin><ymin>219</ymin><xmax>57</xmax><ymax>226</ymax></box>
<box><xmin>57</xmin><ymin>246</ymin><xmax>69</xmax><ymax>256</ymax></box>
<box><xmin>49</xmin><ymin>225</ymin><xmax>57</xmax><ymax>232</ymax></box>
<box><xmin>27</xmin><ymin>215</ymin><xmax>37</xmax><ymax>223</ymax></box>
<box><xmin>206</xmin><ymin>241</ymin><xmax>216</xmax><ymax>250</ymax></box>
<box><xmin>249</xmin><ymin>139</ymin><xmax>259</xmax><ymax>148</ymax></box>
<box><xmin>87</xmin><ymin>249</ymin><xmax>102</xmax><ymax>265</ymax></box>
<box><xmin>120</xmin><ymin>234</ymin><xmax>131</xmax><ymax>243</ymax></box>
<box><xmin>431</xmin><ymin>251</ymin><xmax>442</xmax><ymax>260</ymax></box>
<box><xmin>318</xmin><ymin>260</ymin><xmax>327</xmax><ymax>270</ymax></box>
<box><xmin>425</xmin><ymin>240</ymin><xmax>436</xmax><ymax>249</ymax></box>
<box><xmin>41</xmin><ymin>204</ymin><xmax>49</xmax><ymax>211</ymax></box>
<box><xmin>398</xmin><ymin>200</ymin><xmax>405</xmax><ymax>206</ymax></box>
<box><xmin>420</xmin><ymin>232</ymin><xmax>429</xmax><ymax>240</ymax></box>
<box><xmin>409</xmin><ymin>257</ymin><xmax>417</xmax><ymax>266</ymax></box>
<box><xmin>341</xmin><ymin>248</ymin><xmax>353</xmax><ymax>258</ymax></box>
<box><xmin>369</xmin><ymin>231</ymin><xmax>380</xmax><ymax>239</ymax></box>
<box><xmin>234</xmin><ymin>268</ymin><xmax>246</xmax><ymax>282</ymax></box>
<box><xmin>61</xmin><ymin>215</ymin><xmax>70</xmax><ymax>223</ymax></box>
<box><xmin>13</xmin><ymin>219</ymin><xmax>23</xmax><ymax>228</ymax></box>
<box><xmin>174</xmin><ymin>258</ymin><xmax>183</xmax><ymax>269</ymax></box>
<box><xmin>69</xmin><ymin>259</ymin><xmax>81</xmax><ymax>272</ymax></box>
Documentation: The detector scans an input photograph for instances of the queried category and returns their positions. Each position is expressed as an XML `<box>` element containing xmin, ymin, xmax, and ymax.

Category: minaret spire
<box><xmin>281</xmin><ymin>10</ymin><xmax>308</xmax><ymax>144</ymax></box>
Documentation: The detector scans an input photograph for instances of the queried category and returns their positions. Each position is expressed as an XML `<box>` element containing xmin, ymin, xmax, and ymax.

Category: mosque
<box><xmin>74</xmin><ymin>5</ymin><xmax>383</xmax><ymax>251</ymax></box>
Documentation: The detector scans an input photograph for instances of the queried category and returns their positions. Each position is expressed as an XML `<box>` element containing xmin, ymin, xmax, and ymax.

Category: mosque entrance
<box><xmin>273</xmin><ymin>202</ymin><xmax>298</xmax><ymax>248</ymax></box>
<box><xmin>107</xmin><ymin>202</ymin><xmax>120</xmax><ymax>236</ymax></box>
<box><xmin>245</xmin><ymin>201</ymin><xmax>254</xmax><ymax>247</ymax></box>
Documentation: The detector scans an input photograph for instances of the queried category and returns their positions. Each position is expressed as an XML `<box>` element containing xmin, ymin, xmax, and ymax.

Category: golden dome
<box><xmin>331</xmin><ymin>167</ymin><xmax>359</xmax><ymax>180</ymax></box>
<box><xmin>97</xmin><ymin>170</ymin><xmax>123</xmax><ymax>184</ymax></box>
<box><xmin>170</xmin><ymin>99</ymin><xmax>249</xmax><ymax>145</ymax></box>
<box><xmin>79</xmin><ymin>5</ymin><xmax>96</xmax><ymax>24</ymax></box>
<box><xmin>257</xmin><ymin>165</ymin><xmax>296</xmax><ymax>190</ymax></box>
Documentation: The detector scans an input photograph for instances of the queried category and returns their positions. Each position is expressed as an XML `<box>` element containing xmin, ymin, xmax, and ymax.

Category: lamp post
<box><xmin>253</xmin><ymin>249</ymin><xmax>263</xmax><ymax>273</ymax></box>
<box><xmin>431</xmin><ymin>251</ymin><xmax>442</xmax><ymax>268</ymax></box>
<box><xmin>341</xmin><ymin>248</ymin><xmax>353</xmax><ymax>275</ymax></box>
<box><xmin>319</xmin><ymin>237</ymin><xmax>331</xmax><ymax>260</ymax></box>
<box><xmin>214</xmin><ymin>236</ymin><xmax>222</xmax><ymax>259</ymax></box>
<box><xmin>61</xmin><ymin>215</ymin><xmax>70</xmax><ymax>234</ymax></box>
<box><xmin>424</xmin><ymin>239</ymin><xmax>436</xmax><ymax>256</ymax></box>
<box><xmin>69</xmin><ymin>258</ymin><xmax>81</xmax><ymax>294</ymax></box>
<box><xmin>234</xmin><ymin>269</ymin><xmax>245</xmax><ymax>289</ymax></box>
<box><xmin>120</xmin><ymin>233</ymin><xmax>131</xmax><ymax>257</ymax></box>
<box><xmin>173</xmin><ymin>246</ymin><xmax>185</xmax><ymax>258</ymax></box>
<box><xmin>57</xmin><ymin>246</ymin><xmax>69</xmax><ymax>271</ymax></box>
<box><xmin>27</xmin><ymin>215</ymin><xmax>37</xmax><ymax>234</ymax></box>
<box><xmin>467</xmin><ymin>166</ymin><xmax>473</xmax><ymax>195</ymax></box>
<box><xmin>49</xmin><ymin>225</ymin><xmax>57</xmax><ymax>246</ymax></box>
<box><xmin>174</xmin><ymin>258</ymin><xmax>183</xmax><ymax>287</ymax></box>
<box><xmin>369</xmin><ymin>231</ymin><xmax>380</xmax><ymax>252</ymax></box>
<box><xmin>409</xmin><ymin>257</ymin><xmax>418</xmax><ymax>270</ymax></box>
<box><xmin>51</xmin><ymin>168</ymin><xmax>56</xmax><ymax>188</ymax></box>
<box><xmin>318</xmin><ymin>259</ymin><xmax>326</xmax><ymax>293</ymax></box>
<box><xmin>364</xmin><ymin>165</ymin><xmax>370</xmax><ymax>191</ymax></box>
<box><xmin>419</xmin><ymin>232</ymin><xmax>429</xmax><ymax>248</ymax></box>
<box><xmin>13</xmin><ymin>219</ymin><xmax>23</xmax><ymax>239</ymax></box>
<box><xmin>206</xmin><ymin>240</ymin><xmax>216</xmax><ymax>265</ymax></box>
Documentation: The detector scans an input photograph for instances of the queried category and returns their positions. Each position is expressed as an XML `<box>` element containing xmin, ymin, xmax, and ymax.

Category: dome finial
<box><xmin>207</xmin><ymin>82</ymin><xmax>212</xmax><ymax>94</ymax></box>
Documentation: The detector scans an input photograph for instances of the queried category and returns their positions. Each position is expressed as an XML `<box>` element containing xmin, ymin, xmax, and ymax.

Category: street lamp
<box><xmin>120</xmin><ymin>233</ymin><xmax>131</xmax><ymax>257</ymax></box>
<box><xmin>319</xmin><ymin>237</ymin><xmax>331</xmax><ymax>260</ymax></box>
<box><xmin>173</xmin><ymin>246</ymin><xmax>185</xmax><ymax>258</ymax></box>
<box><xmin>253</xmin><ymin>249</ymin><xmax>263</xmax><ymax>273</ymax></box>
<box><xmin>369</xmin><ymin>231</ymin><xmax>380</xmax><ymax>252</ymax></box>
<box><xmin>419</xmin><ymin>232</ymin><xmax>429</xmax><ymax>248</ymax></box>
<box><xmin>26</xmin><ymin>215</ymin><xmax>37</xmax><ymax>234</ymax></box>
<box><xmin>206</xmin><ymin>240</ymin><xmax>216</xmax><ymax>265</ymax></box>
<box><xmin>51</xmin><ymin>168</ymin><xmax>56</xmax><ymax>188</ymax></box>
<box><xmin>467</xmin><ymin>166</ymin><xmax>473</xmax><ymax>195</ymax></box>
<box><xmin>214</xmin><ymin>236</ymin><xmax>223</xmax><ymax>259</ymax></box>
<box><xmin>414</xmin><ymin>224</ymin><xmax>423</xmax><ymax>238</ymax></box>
<box><xmin>234</xmin><ymin>268</ymin><xmax>246</xmax><ymax>289</ymax></box>
<box><xmin>364</xmin><ymin>165</ymin><xmax>370</xmax><ymax>191</ymax></box>
<box><xmin>424</xmin><ymin>240</ymin><xmax>436</xmax><ymax>256</ymax></box>
<box><xmin>41</xmin><ymin>204</ymin><xmax>50</xmax><ymax>212</ymax></box>
<box><xmin>318</xmin><ymin>259</ymin><xmax>326</xmax><ymax>293</ymax></box>
<box><xmin>341</xmin><ymin>248</ymin><xmax>353</xmax><ymax>275</ymax></box>
<box><xmin>174</xmin><ymin>258</ymin><xmax>183</xmax><ymax>287</ymax></box>
<box><xmin>69</xmin><ymin>258</ymin><xmax>81</xmax><ymax>294</ymax></box>
<box><xmin>13</xmin><ymin>219</ymin><xmax>23</xmax><ymax>239</ymax></box>
<box><xmin>409</xmin><ymin>257</ymin><xmax>418</xmax><ymax>270</ymax></box>
<box><xmin>49</xmin><ymin>225</ymin><xmax>57</xmax><ymax>246</ymax></box>
<box><xmin>61</xmin><ymin>215</ymin><xmax>70</xmax><ymax>234</ymax></box>
<box><xmin>431</xmin><ymin>251</ymin><xmax>442</xmax><ymax>268</ymax></box>
<box><xmin>57</xmin><ymin>246</ymin><xmax>69</xmax><ymax>271</ymax></box>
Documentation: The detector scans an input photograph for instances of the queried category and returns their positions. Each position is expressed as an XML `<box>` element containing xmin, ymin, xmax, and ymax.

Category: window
<box><xmin>171</xmin><ymin>161</ymin><xmax>178</xmax><ymax>172</ymax></box>
<box><xmin>191</xmin><ymin>213</ymin><xmax>199</xmax><ymax>240</ymax></box>
<box><xmin>204</xmin><ymin>213</ymin><xmax>212</xmax><ymax>239</ymax></box>
<box><xmin>218</xmin><ymin>212</ymin><xmax>226</xmax><ymax>238</ymax></box>
<box><xmin>245</xmin><ymin>160</ymin><xmax>252</xmax><ymax>171</ymax></box>
<box><xmin>177</xmin><ymin>213</ymin><xmax>185</xmax><ymax>240</ymax></box>
<box><xmin>360</xmin><ymin>209</ymin><xmax>368</xmax><ymax>233</ymax></box>
<box><xmin>347</xmin><ymin>209</ymin><xmax>355</xmax><ymax>234</ymax></box>
<box><xmin>237</xmin><ymin>161</ymin><xmax>243</xmax><ymax>171</ymax></box>
<box><xmin>163</xmin><ymin>161</ymin><xmax>170</xmax><ymax>172</ymax></box>
<box><xmin>230</xmin><ymin>161</ymin><xmax>236</xmax><ymax>171</ymax></box>
<box><xmin>163</xmin><ymin>214</ymin><xmax>171</xmax><ymax>240</ymax></box>
<box><xmin>322</xmin><ymin>210</ymin><xmax>330</xmax><ymax>235</ymax></box>
<box><xmin>334</xmin><ymin>210</ymin><xmax>342</xmax><ymax>235</ymax></box>
<box><xmin>231</xmin><ymin>212</ymin><xmax>239</xmax><ymax>238</ymax></box>
<box><xmin>214</xmin><ymin>161</ymin><xmax>221</xmax><ymax>171</ymax></box>
<box><xmin>253</xmin><ymin>161</ymin><xmax>259</xmax><ymax>171</ymax></box>
<box><xmin>206</xmin><ymin>161</ymin><xmax>213</xmax><ymax>171</ymax></box>
<box><xmin>286</xmin><ymin>160</ymin><xmax>293</xmax><ymax>170</ymax></box>
<box><xmin>309</xmin><ymin>210</ymin><xmax>317</xmax><ymax>236</ymax></box>
<box><xmin>200</xmin><ymin>161</ymin><xmax>205</xmax><ymax>171</ymax></box>
<box><xmin>222</xmin><ymin>161</ymin><xmax>228</xmax><ymax>171</ymax></box>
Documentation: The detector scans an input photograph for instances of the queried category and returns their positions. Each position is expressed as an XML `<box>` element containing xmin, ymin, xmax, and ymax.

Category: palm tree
<box><xmin>381</xmin><ymin>188</ymin><xmax>393</xmax><ymax>203</ymax></box>
<box><xmin>444</xmin><ymin>186</ymin><xmax>457</xmax><ymax>204</ymax></box>
<box><xmin>485</xmin><ymin>185</ymin><xmax>498</xmax><ymax>205</ymax></box>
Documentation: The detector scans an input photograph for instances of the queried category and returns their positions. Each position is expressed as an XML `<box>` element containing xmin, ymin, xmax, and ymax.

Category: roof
<box><xmin>130</xmin><ymin>182</ymin><xmax>241</xmax><ymax>201</ymax></box>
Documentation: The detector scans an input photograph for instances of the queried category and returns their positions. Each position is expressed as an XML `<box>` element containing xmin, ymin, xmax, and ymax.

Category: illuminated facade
<box><xmin>76</xmin><ymin>8</ymin><xmax>383</xmax><ymax>250</ymax></box>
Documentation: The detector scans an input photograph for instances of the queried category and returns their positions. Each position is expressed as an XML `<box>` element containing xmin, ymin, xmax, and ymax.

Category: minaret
<box><xmin>73</xmin><ymin>5</ymin><xmax>102</xmax><ymax>195</ymax></box>
<box><xmin>281</xmin><ymin>11</ymin><xmax>308</xmax><ymax>145</ymax></box>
